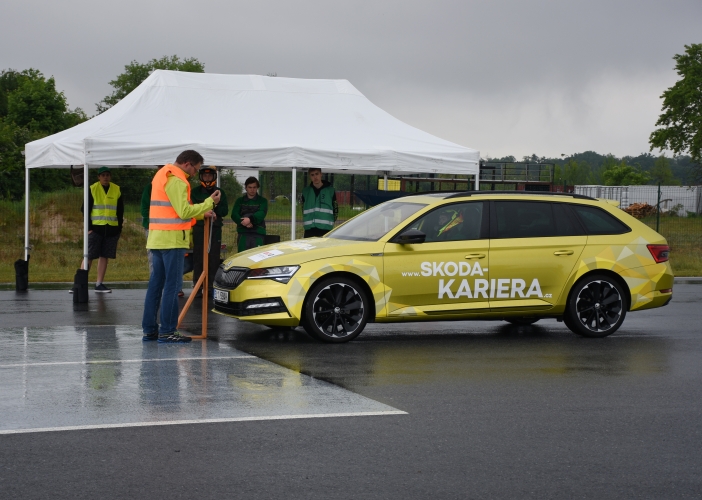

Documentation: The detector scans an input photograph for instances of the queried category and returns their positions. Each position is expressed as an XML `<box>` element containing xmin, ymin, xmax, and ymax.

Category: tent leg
<box><xmin>72</xmin><ymin>161</ymin><xmax>91</xmax><ymax>302</ymax></box>
<box><xmin>474</xmin><ymin>173</ymin><xmax>479</xmax><ymax>190</ymax></box>
<box><xmin>291</xmin><ymin>167</ymin><xmax>296</xmax><ymax>240</ymax></box>
<box><xmin>16</xmin><ymin>167</ymin><xmax>31</xmax><ymax>292</ymax></box>
<box><xmin>83</xmin><ymin>163</ymin><xmax>89</xmax><ymax>270</ymax></box>
<box><xmin>24</xmin><ymin>166</ymin><xmax>30</xmax><ymax>261</ymax></box>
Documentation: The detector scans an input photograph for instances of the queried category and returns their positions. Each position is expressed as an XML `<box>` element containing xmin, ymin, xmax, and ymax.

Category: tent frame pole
<box><xmin>24</xmin><ymin>166</ymin><xmax>30</xmax><ymax>261</ymax></box>
<box><xmin>83</xmin><ymin>161</ymin><xmax>89</xmax><ymax>270</ymax></box>
<box><xmin>291</xmin><ymin>167</ymin><xmax>296</xmax><ymax>240</ymax></box>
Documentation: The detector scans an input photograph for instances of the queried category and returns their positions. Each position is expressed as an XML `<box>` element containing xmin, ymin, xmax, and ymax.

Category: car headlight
<box><xmin>246</xmin><ymin>266</ymin><xmax>300</xmax><ymax>284</ymax></box>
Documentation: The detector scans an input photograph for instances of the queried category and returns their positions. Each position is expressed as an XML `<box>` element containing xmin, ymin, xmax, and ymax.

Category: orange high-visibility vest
<box><xmin>149</xmin><ymin>164</ymin><xmax>196</xmax><ymax>231</ymax></box>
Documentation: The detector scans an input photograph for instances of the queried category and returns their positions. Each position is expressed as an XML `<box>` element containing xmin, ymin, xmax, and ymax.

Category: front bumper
<box><xmin>212</xmin><ymin>277</ymin><xmax>301</xmax><ymax>326</ymax></box>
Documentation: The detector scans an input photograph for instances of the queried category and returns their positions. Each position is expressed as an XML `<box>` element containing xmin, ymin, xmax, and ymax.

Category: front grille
<box><xmin>214</xmin><ymin>297</ymin><xmax>289</xmax><ymax>317</ymax></box>
<box><xmin>214</xmin><ymin>266</ymin><xmax>249</xmax><ymax>290</ymax></box>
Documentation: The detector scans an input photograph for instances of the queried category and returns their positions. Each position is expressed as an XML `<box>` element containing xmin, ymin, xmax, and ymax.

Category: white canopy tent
<box><xmin>24</xmin><ymin>70</ymin><xmax>480</xmax><ymax>263</ymax></box>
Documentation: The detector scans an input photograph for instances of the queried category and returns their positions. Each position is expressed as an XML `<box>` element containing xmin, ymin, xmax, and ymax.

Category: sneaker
<box><xmin>142</xmin><ymin>333</ymin><xmax>159</xmax><ymax>341</ymax></box>
<box><xmin>94</xmin><ymin>284</ymin><xmax>112</xmax><ymax>293</ymax></box>
<box><xmin>178</xmin><ymin>289</ymin><xmax>185</xmax><ymax>297</ymax></box>
<box><xmin>69</xmin><ymin>288</ymin><xmax>74</xmax><ymax>293</ymax></box>
<box><xmin>158</xmin><ymin>331</ymin><xmax>192</xmax><ymax>343</ymax></box>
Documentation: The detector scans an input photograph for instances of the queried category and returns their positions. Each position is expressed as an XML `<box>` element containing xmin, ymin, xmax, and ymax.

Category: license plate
<box><xmin>213</xmin><ymin>289</ymin><xmax>228</xmax><ymax>303</ymax></box>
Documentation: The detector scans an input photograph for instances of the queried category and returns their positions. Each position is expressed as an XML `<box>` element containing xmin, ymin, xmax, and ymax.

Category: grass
<box><xmin>639</xmin><ymin>214</ymin><xmax>702</xmax><ymax>276</ymax></box>
<box><xmin>1</xmin><ymin>191</ymin><xmax>700</xmax><ymax>282</ymax></box>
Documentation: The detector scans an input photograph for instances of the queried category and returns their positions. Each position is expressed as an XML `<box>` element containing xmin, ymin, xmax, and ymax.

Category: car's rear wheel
<box><xmin>565</xmin><ymin>275</ymin><xmax>627</xmax><ymax>338</ymax></box>
<box><xmin>302</xmin><ymin>276</ymin><xmax>369</xmax><ymax>343</ymax></box>
<box><xmin>505</xmin><ymin>317</ymin><xmax>540</xmax><ymax>326</ymax></box>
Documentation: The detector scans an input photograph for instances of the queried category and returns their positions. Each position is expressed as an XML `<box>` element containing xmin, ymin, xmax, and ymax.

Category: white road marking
<box><xmin>0</xmin><ymin>411</ymin><xmax>408</xmax><ymax>435</ymax></box>
<box><xmin>0</xmin><ymin>355</ymin><xmax>255</xmax><ymax>369</ymax></box>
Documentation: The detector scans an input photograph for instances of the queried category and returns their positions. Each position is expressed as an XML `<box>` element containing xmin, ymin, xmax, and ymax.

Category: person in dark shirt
<box><xmin>232</xmin><ymin>177</ymin><xmax>267</xmax><ymax>252</ymax></box>
<box><xmin>79</xmin><ymin>166</ymin><xmax>124</xmax><ymax>293</ymax></box>
<box><xmin>191</xmin><ymin>166</ymin><xmax>229</xmax><ymax>296</ymax></box>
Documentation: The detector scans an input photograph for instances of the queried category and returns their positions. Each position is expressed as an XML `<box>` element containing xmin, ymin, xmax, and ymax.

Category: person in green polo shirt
<box><xmin>232</xmin><ymin>176</ymin><xmax>267</xmax><ymax>252</ymax></box>
<box><xmin>301</xmin><ymin>168</ymin><xmax>338</xmax><ymax>238</ymax></box>
<box><xmin>80</xmin><ymin>166</ymin><xmax>123</xmax><ymax>293</ymax></box>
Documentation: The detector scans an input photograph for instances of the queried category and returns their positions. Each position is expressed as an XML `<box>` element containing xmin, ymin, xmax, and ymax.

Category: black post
<box><xmin>14</xmin><ymin>255</ymin><xmax>29</xmax><ymax>292</ymax></box>
<box><xmin>656</xmin><ymin>182</ymin><xmax>661</xmax><ymax>233</ymax></box>
<box><xmin>72</xmin><ymin>268</ymin><xmax>89</xmax><ymax>303</ymax></box>
<box><xmin>350</xmin><ymin>174</ymin><xmax>355</xmax><ymax>206</ymax></box>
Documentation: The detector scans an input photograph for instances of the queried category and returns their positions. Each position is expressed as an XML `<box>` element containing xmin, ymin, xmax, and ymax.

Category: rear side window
<box><xmin>571</xmin><ymin>205</ymin><xmax>630</xmax><ymax>235</ymax></box>
<box><xmin>493</xmin><ymin>201</ymin><xmax>555</xmax><ymax>238</ymax></box>
<box><xmin>552</xmin><ymin>203</ymin><xmax>585</xmax><ymax>236</ymax></box>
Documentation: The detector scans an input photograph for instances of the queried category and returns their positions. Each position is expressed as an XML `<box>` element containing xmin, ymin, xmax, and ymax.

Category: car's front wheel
<box><xmin>565</xmin><ymin>275</ymin><xmax>627</xmax><ymax>338</ymax></box>
<box><xmin>302</xmin><ymin>276</ymin><xmax>369</xmax><ymax>343</ymax></box>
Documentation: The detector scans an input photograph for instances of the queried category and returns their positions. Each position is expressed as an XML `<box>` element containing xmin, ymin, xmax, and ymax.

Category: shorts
<box><xmin>88</xmin><ymin>231</ymin><xmax>120</xmax><ymax>260</ymax></box>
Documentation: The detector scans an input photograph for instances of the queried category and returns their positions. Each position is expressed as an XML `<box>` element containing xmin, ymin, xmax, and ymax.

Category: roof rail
<box><xmin>443</xmin><ymin>190</ymin><xmax>595</xmax><ymax>200</ymax></box>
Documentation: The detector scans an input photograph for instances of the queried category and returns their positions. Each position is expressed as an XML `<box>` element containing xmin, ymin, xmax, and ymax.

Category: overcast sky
<box><xmin>2</xmin><ymin>0</ymin><xmax>701</xmax><ymax>159</ymax></box>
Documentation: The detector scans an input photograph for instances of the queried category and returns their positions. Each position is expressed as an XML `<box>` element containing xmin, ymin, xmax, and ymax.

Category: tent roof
<box><xmin>25</xmin><ymin>70</ymin><xmax>479</xmax><ymax>176</ymax></box>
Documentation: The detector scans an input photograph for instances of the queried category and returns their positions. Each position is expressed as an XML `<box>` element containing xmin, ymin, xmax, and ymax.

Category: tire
<box><xmin>505</xmin><ymin>317</ymin><xmax>540</xmax><ymax>326</ymax></box>
<box><xmin>565</xmin><ymin>275</ymin><xmax>627</xmax><ymax>338</ymax></box>
<box><xmin>302</xmin><ymin>276</ymin><xmax>369</xmax><ymax>343</ymax></box>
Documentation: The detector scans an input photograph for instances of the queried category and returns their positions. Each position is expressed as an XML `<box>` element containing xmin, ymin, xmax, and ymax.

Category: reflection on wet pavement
<box><xmin>226</xmin><ymin>322</ymin><xmax>676</xmax><ymax>391</ymax></box>
<box><xmin>0</xmin><ymin>326</ymin><xmax>404</xmax><ymax>434</ymax></box>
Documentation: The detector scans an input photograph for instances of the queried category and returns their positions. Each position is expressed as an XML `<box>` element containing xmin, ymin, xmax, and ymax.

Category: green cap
<box><xmin>98</xmin><ymin>166</ymin><xmax>111</xmax><ymax>175</ymax></box>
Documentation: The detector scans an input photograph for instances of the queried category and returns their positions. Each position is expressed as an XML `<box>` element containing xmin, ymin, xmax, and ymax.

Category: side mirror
<box><xmin>394</xmin><ymin>228</ymin><xmax>426</xmax><ymax>244</ymax></box>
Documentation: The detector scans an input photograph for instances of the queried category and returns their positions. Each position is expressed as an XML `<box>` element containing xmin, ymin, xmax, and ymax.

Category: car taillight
<box><xmin>647</xmin><ymin>244</ymin><xmax>670</xmax><ymax>263</ymax></box>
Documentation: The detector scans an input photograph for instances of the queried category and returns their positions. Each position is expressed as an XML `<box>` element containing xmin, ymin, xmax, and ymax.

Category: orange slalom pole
<box><xmin>191</xmin><ymin>220</ymin><xmax>210</xmax><ymax>339</ymax></box>
<box><xmin>177</xmin><ymin>272</ymin><xmax>204</xmax><ymax>329</ymax></box>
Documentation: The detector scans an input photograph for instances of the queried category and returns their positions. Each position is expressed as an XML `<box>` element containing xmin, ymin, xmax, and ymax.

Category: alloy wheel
<box><xmin>574</xmin><ymin>279</ymin><xmax>623</xmax><ymax>334</ymax></box>
<box><xmin>310</xmin><ymin>282</ymin><xmax>366</xmax><ymax>340</ymax></box>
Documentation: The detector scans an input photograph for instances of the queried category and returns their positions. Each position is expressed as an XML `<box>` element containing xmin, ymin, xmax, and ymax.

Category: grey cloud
<box><xmin>1</xmin><ymin>0</ymin><xmax>701</xmax><ymax>157</ymax></box>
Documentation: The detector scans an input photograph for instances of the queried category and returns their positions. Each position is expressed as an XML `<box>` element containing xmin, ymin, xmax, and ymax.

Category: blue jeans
<box><xmin>142</xmin><ymin>248</ymin><xmax>185</xmax><ymax>336</ymax></box>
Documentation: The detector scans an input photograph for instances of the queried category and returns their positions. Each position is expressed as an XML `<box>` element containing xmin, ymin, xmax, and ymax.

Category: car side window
<box><xmin>571</xmin><ymin>205</ymin><xmax>631</xmax><ymax>235</ymax></box>
<box><xmin>493</xmin><ymin>201</ymin><xmax>556</xmax><ymax>238</ymax></box>
<box><xmin>552</xmin><ymin>203</ymin><xmax>586</xmax><ymax>236</ymax></box>
<box><xmin>408</xmin><ymin>202</ymin><xmax>485</xmax><ymax>242</ymax></box>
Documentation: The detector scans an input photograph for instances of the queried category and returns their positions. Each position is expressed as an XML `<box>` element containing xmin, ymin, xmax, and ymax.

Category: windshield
<box><xmin>327</xmin><ymin>201</ymin><xmax>427</xmax><ymax>241</ymax></box>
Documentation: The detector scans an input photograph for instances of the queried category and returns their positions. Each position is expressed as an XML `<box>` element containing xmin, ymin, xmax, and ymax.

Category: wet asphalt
<box><xmin>0</xmin><ymin>285</ymin><xmax>700</xmax><ymax>499</ymax></box>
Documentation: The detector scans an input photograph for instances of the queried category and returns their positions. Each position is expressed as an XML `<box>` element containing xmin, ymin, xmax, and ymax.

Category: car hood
<box><xmin>222</xmin><ymin>237</ymin><xmax>383</xmax><ymax>269</ymax></box>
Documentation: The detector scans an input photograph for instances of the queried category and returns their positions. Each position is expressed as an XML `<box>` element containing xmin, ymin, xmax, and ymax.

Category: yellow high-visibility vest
<box><xmin>90</xmin><ymin>182</ymin><xmax>120</xmax><ymax>226</ymax></box>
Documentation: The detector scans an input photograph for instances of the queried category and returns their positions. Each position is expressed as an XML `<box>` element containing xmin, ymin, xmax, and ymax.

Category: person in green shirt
<box><xmin>301</xmin><ymin>168</ymin><xmax>338</xmax><ymax>238</ymax></box>
<box><xmin>191</xmin><ymin>166</ymin><xmax>229</xmax><ymax>296</ymax></box>
<box><xmin>232</xmin><ymin>176</ymin><xmax>267</xmax><ymax>252</ymax></box>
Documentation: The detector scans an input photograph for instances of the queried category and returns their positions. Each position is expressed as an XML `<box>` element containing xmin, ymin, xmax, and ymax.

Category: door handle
<box><xmin>553</xmin><ymin>250</ymin><xmax>574</xmax><ymax>256</ymax></box>
<box><xmin>465</xmin><ymin>253</ymin><xmax>486</xmax><ymax>259</ymax></box>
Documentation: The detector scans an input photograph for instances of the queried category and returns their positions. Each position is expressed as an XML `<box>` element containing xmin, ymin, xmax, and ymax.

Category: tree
<box><xmin>6</xmin><ymin>69</ymin><xmax>86</xmax><ymax>134</ymax></box>
<box><xmin>97</xmin><ymin>55</ymin><xmax>205</xmax><ymax>113</ymax></box>
<box><xmin>650</xmin><ymin>155</ymin><xmax>679</xmax><ymax>185</ymax></box>
<box><xmin>0</xmin><ymin>69</ymin><xmax>87</xmax><ymax>200</ymax></box>
<box><xmin>602</xmin><ymin>160</ymin><xmax>650</xmax><ymax>186</ymax></box>
<box><xmin>649</xmin><ymin>44</ymin><xmax>702</xmax><ymax>169</ymax></box>
<box><xmin>554</xmin><ymin>158</ymin><xmax>594</xmax><ymax>186</ymax></box>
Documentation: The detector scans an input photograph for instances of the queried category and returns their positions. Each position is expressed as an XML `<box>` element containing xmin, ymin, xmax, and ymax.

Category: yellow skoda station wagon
<box><xmin>213</xmin><ymin>192</ymin><xmax>673</xmax><ymax>342</ymax></box>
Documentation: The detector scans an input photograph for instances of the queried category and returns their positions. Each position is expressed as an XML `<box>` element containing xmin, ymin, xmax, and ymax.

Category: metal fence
<box><xmin>2</xmin><ymin>184</ymin><xmax>700</xmax><ymax>281</ymax></box>
<box><xmin>0</xmin><ymin>189</ymin><xmax>358</xmax><ymax>281</ymax></box>
<box><xmin>574</xmin><ymin>185</ymin><xmax>702</xmax><ymax>249</ymax></box>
